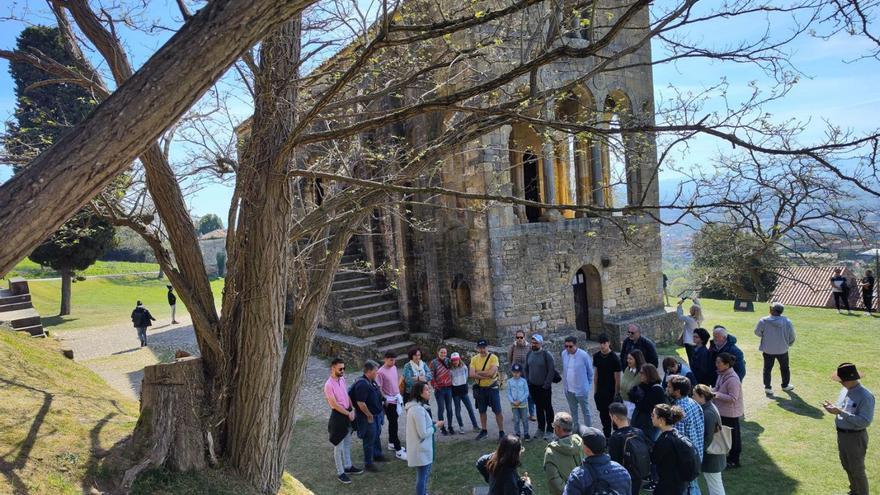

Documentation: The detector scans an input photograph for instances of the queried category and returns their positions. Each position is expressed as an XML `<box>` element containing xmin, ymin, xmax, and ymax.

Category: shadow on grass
<box><xmin>724</xmin><ymin>420</ymin><xmax>799</xmax><ymax>495</ymax></box>
<box><xmin>41</xmin><ymin>315</ymin><xmax>80</xmax><ymax>328</ymax></box>
<box><xmin>0</xmin><ymin>377</ymin><xmax>54</xmax><ymax>495</ymax></box>
<box><xmin>771</xmin><ymin>390</ymin><xmax>824</xmax><ymax>419</ymax></box>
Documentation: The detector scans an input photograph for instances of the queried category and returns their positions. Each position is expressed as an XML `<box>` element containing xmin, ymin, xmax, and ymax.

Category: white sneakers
<box><xmin>782</xmin><ymin>384</ymin><xmax>795</xmax><ymax>392</ymax></box>
<box><xmin>764</xmin><ymin>387</ymin><xmax>774</xmax><ymax>396</ymax></box>
<box><xmin>395</xmin><ymin>449</ymin><xmax>407</xmax><ymax>461</ymax></box>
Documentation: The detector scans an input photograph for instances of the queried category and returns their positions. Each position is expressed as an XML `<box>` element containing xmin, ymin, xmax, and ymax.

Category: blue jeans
<box><xmin>528</xmin><ymin>395</ymin><xmax>536</xmax><ymax>416</ymax></box>
<box><xmin>435</xmin><ymin>387</ymin><xmax>453</xmax><ymax>427</ymax></box>
<box><xmin>415</xmin><ymin>463</ymin><xmax>432</xmax><ymax>495</ymax></box>
<box><xmin>453</xmin><ymin>390</ymin><xmax>479</xmax><ymax>428</ymax></box>
<box><xmin>512</xmin><ymin>408</ymin><xmax>529</xmax><ymax>436</ymax></box>
<box><xmin>135</xmin><ymin>327</ymin><xmax>147</xmax><ymax>344</ymax></box>
<box><xmin>360</xmin><ymin>413</ymin><xmax>383</xmax><ymax>465</ymax></box>
<box><xmin>373</xmin><ymin>411</ymin><xmax>384</xmax><ymax>457</ymax></box>
<box><xmin>565</xmin><ymin>391</ymin><xmax>592</xmax><ymax>429</ymax></box>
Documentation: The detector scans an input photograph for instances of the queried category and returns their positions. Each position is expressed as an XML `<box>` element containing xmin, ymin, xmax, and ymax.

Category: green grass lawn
<box><xmin>24</xmin><ymin>275</ymin><xmax>224</xmax><ymax>332</ymax></box>
<box><xmin>6</xmin><ymin>259</ymin><xmax>160</xmax><ymax>279</ymax></box>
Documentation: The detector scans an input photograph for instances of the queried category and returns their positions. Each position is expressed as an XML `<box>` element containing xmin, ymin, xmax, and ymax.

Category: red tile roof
<box><xmin>198</xmin><ymin>228</ymin><xmax>227</xmax><ymax>240</ymax></box>
<box><xmin>772</xmin><ymin>265</ymin><xmax>873</xmax><ymax>309</ymax></box>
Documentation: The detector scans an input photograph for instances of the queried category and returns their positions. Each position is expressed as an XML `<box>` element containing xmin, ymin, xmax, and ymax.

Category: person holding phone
<box><xmin>823</xmin><ymin>363</ymin><xmax>874</xmax><ymax>495</ymax></box>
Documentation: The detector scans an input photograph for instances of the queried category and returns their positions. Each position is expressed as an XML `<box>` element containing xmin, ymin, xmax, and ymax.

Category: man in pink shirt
<box><xmin>376</xmin><ymin>351</ymin><xmax>407</xmax><ymax>460</ymax></box>
<box><xmin>324</xmin><ymin>358</ymin><xmax>364</xmax><ymax>484</ymax></box>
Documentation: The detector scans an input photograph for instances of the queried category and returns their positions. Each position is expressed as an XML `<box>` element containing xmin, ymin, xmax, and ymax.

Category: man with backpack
<box><xmin>667</xmin><ymin>375</ymin><xmax>704</xmax><ymax>495</ymax></box>
<box><xmin>608</xmin><ymin>402</ymin><xmax>651</xmax><ymax>495</ymax></box>
<box><xmin>563</xmin><ymin>426</ymin><xmax>631</xmax><ymax>495</ymax></box>
<box><xmin>130</xmin><ymin>300</ymin><xmax>155</xmax><ymax>347</ymax></box>
<box><xmin>544</xmin><ymin>412</ymin><xmax>585</xmax><ymax>495</ymax></box>
<box><xmin>525</xmin><ymin>334</ymin><xmax>558</xmax><ymax>440</ymax></box>
<box><xmin>350</xmin><ymin>360</ymin><xmax>388</xmax><ymax>473</ymax></box>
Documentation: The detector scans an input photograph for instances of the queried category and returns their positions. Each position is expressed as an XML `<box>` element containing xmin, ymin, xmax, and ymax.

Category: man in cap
<box><xmin>562</xmin><ymin>426</ymin><xmax>631</xmax><ymax>495</ymax></box>
<box><xmin>470</xmin><ymin>339</ymin><xmax>505</xmax><ymax>440</ymax></box>
<box><xmin>130</xmin><ymin>300</ymin><xmax>155</xmax><ymax>347</ymax></box>
<box><xmin>823</xmin><ymin>363</ymin><xmax>875</xmax><ymax>495</ymax></box>
<box><xmin>525</xmin><ymin>334</ymin><xmax>557</xmax><ymax>440</ymax></box>
<box><xmin>166</xmin><ymin>285</ymin><xmax>179</xmax><ymax>324</ymax></box>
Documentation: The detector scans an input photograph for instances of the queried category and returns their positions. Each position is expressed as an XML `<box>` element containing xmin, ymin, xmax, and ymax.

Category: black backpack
<box><xmin>620</xmin><ymin>429</ymin><xmax>652</xmax><ymax>480</ymax></box>
<box><xmin>584</xmin><ymin>463</ymin><xmax>625</xmax><ymax>495</ymax></box>
<box><xmin>670</xmin><ymin>430</ymin><xmax>701</xmax><ymax>482</ymax></box>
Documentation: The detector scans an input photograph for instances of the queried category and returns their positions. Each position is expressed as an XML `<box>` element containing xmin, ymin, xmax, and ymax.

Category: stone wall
<box><xmin>198</xmin><ymin>238</ymin><xmax>226</xmax><ymax>277</ymax></box>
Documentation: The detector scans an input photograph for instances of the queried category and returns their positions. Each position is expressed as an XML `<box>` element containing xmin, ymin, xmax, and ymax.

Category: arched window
<box><xmin>602</xmin><ymin>91</ymin><xmax>640</xmax><ymax>208</ymax></box>
<box><xmin>455</xmin><ymin>280</ymin><xmax>472</xmax><ymax>318</ymax></box>
<box><xmin>555</xmin><ymin>88</ymin><xmax>595</xmax><ymax>216</ymax></box>
<box><xmin>509</xmin><ymin>124</ymin><xmax>544</xmax><ymax>223</ymax></box>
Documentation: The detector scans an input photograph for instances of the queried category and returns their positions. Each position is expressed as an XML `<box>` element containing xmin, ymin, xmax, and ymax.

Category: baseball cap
<box><xmin>476</xmin><ymin>339</ymin><xmax>488</xmax><ymax>347</ymax></box>
<box><xmin>511</xmin><ymin>363</ymin><xmax>523</xmax><ymax>372</ymax></box>
<box><xmin>532</xmin><ymin>334</ymin><xmax>544</xmax><ymax>344</ymax></box>
<box><xmin>451</xmin><ymin>352</ymin><xmax>461</xmax><ymax>360</ymax></box>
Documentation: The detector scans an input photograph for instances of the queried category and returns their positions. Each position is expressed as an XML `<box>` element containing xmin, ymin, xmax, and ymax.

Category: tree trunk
<box><xmin>59</xmin><ymin>268</ymin><xmax>72</xmax><ymax>316</ymax></box>
<box><xmin>0</xmin><ymin>0</ymin><xmax>317</xmax><ymax>276</ymax></box>
<box><xmin>123</xmin><ymin>357</ymin><xmax>209</xmax><ymax>490</ymax></box>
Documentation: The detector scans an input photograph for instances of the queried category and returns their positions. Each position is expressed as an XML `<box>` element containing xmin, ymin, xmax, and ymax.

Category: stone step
<box><xmin>345</xmin><ymin>299</ymin><xmax>399</xmax><ymax>317</ymax></box>
<box><xmin>364</xmin><ymin>330</ymin><xmax>408</xmax><ymax>348</ymax></box>
<box><xmin>334</xmin><ymin>269</ymin><xmax>371</xmax><ymax>281</ymax></box>
<box><xmin>0</xmin><ymin>301</ymin><xmax>32</xmax><ymax>312</ymax></box>
<box><xmin>11</xmin><ymin>315</ymin><xmax>42</xmax><ymax>329</ymax></box>
<box><xmin>331</xmin><ymin>285</ymin><xmax>377</xmax><ymax>297</ymax></box>
<box><xmin>352</xmin><ymin>309</ymin><xmax>400</xmax><ymax>327</ymax></box>
<box><xmin>0</xmin><ymin>293</ymin><xmax>30</xmax><ymax>305</ymax></box>
<box><xmin>376</xmin><ymin>340</ymin><xmax>415</xmax><ymax>356</ymax></box>
<box><xmin>16</xmin><ymin>324</ymin><xmax>45</xmax><ymax>337</ymax></box>
<box><xmin>357</xmin><ymin>319</ymin><xmax>402</xmax><ymax>332</ymax></box>
<box><xmin>340</xmin><ymin>254</ymin><xmax>362</xmax><ymax>264</ymax></box>
<box><xmin>340</xmin><ymin>292</ymin><xmax>393</xmax><ymax>308</ymax></box>
<box><xmin>331</xmin><ymin>276</ymin><xmax>373</xmax><ymax>290</ymax></box>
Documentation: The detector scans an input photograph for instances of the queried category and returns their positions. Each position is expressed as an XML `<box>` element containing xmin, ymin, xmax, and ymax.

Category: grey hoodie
<box><xmin>754</xmin><ymin>315</ymin><xmax>796</xmax><ymax>354</ymax></box>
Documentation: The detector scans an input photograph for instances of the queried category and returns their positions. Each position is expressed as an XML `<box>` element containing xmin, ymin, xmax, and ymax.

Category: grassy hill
<box><xmin>7</xmin><ymin>259</ymin><xmax>161</xmax><ymax>279</ymax></box>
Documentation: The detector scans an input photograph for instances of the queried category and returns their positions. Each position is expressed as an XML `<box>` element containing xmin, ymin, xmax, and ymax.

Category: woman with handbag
<box><xmin>693</xmin><ymin>384</ymin><xmax>728</xmax><ymax>495</ymax></box>
<box><xmin>713</xmin><ymin>352</ymin><xmax>744</xmax><ymax>469</ymax></box>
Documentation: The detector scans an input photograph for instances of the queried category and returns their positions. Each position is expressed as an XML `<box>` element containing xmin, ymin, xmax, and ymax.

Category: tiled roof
<box><xmin>198</xmin><ymin>228</ymin><xmax>227</xmax><ymax>240</ymax></box>
<box><xmin>772</xmin><ymin>265</ymin><xmax>873</xmax><ymax>309</ymax></box>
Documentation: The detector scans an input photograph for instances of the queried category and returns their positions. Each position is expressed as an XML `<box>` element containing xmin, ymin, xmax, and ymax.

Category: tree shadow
<box><xmin>112</xmin><ymin>347</ymin><xmax>141</xmax><ymax>356</ymax></box>
<box><xmin>41</xmin><ymin>315</ymin><xmax>79</xmax><ymax>328</ymax></box>
<box><xmin>82</xmin><ymin>413</ymin><xmax>115</xmax><ymax>494</ymax></box>
<box><xmin>0</xmin><ymin>377</ymin><xmax>54</xmax><ymax>495</ymax></box>
<box><xmin>718</xmin><ymin>420</ymin><xmax>799</xmax><ymax>495</ymax></box>
<box><xmin>771</xmin><ymin>390</ymin><xmax>825</xmax><ymax>419</ymax></box>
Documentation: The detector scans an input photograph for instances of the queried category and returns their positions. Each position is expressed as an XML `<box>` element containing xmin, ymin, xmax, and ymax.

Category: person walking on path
<box><xmin>476</xmin><ymin>435</ymin><xmax>534</xmax><ymax>494</ymax></box>
<box><xmin>430</xmin><ymin>347</ymin><xmax>455</xmax><ymax>435</ymax></box>
<box><xmin>677</xmin><ymin>297</ymin><xmax>703</xmax><ymax>362</ymax></box>
<box><xmin>525</xmin><ymin>334</ymin><xmax>557</xmax><ymax>440</ymax></box>
<box><xmin>544</xmin><ymin>412</ymin><xmax>584</xmax><ymax>495</ymax></box>
<box><xmin>831</xmin><ymin>268</ymin><xmax>853</xmax><ymax>315</ymax></box>
<box><xmin>859</xmin><ymin>270</ymin><xmax>875</xmax><ymax>316</ymax></box>
<box><xmin>509</xmin><ymin>329</ymin><xmax>536</xmax><ymax>421</ymax></box>
<box><xmin>350</xmin><ymin>360</ymin><xmax>387</xmax><ymax>473</ymax></box>
<box><xmin>561</xmin><ymin>335</ymin><xmax>594</xmax><ymax>431</ymax></box>
<box><xmin>608</xmin><ymin>402</ymin><xmax>652</xmax><ymax>495</ymax></box>
<box><xmin>709</xmin><ymin>326</ymin><xmax>746</xmax><ymax>382</ymax></box>
<box><xmin>621</xmin><ymin>324</ymin><xmax>659</xmax><ymax>368</ymax></box>
<box><xmin>562</xmin><ymin>426</ymin><xmax>632</xmax><ymax>495</ymax></box>
<box><xmin>507</xmin><ymin>363</ymin><xmax>531</xmax><ymax>440</ymax></box>
<box><xmin>713</xmin><ymin>353</ymin><xmax>744</xmax><ymax>469</ymax></box>
<box><xmin>450</xmin><ymin>352</ymin><xmax>479</xmax><ymax>433</ymax></box>
<box><xmin>755</xmin><ymin>302</ymin><xmax>796</xmax><ymax>396</ymax></box>
<box><xmin>403</xmin><ymin>347</ymin><xmax>432</xmax><ymax>403</ymax></box>
<box><xmin>166</xmin><ymin>285</ymin><xmax>179</xmax><ymax>324</ymax></box>
<box><xmin>376</xmin><ymin>351</ymin><xmax>407</xmax><ymax>460</ymax></box>
<box><xmin>667</xmin><ymin>375</ymin><xmax>704</xmax><ymax>495</ymax></box>
<box><xmin>130</xmin><ymin>300</ymin><xmax>155</xmax><ymax>347</ymax></box>
<box><xmin>593</xmin><ymin>334</ymin><xmax>621</xmax><ymax>436</ymax></box>
<box><xmin>823</xmin><ymin>363</ymin><xmax>875</xmax><ymax>495</ymax></box>
<box><xmin>690</xmin><ymin>328</ymin><xmax>714</xmax><ymax>386</ymax></box>
<box><xmin>471</xmin><ymin>339</ymin><xmax>505</xmax><ymax>440</ymax></box>
<box><xmin>406</xmin><ymin>382</ymin><xmax>441</xmax><ymax>495</ymax></box>
<box><xmin>650</xmin><ymin>404</ymin><xmax>691</xmax><ymax>495</ymax></box>
<box><xmin>323</xmin><ymin>358</ymin><xmax>363</xmax><ymax>484</ymax></box>
<box><xmin>693</xmin><ymin>385</ymin><xmax>727</xmax><ymax>495</ymax></box>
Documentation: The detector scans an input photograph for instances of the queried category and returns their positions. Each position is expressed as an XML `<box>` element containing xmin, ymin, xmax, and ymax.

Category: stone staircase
<box><xmin>0</xmin><ymin>278</ymin><xmax>45</xmax><ymax>337</ymax></box>
<box><xmin>327</xmin><ymin>250</ymin><xmax>411</xmax><ymax>364</ymax></box>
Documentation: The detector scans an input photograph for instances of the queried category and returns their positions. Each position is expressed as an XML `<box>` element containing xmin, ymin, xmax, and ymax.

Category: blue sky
<box><xmin>1</xmin><ymin>1</ymin><xmax>878</xmax><ymax>220</ymax></box>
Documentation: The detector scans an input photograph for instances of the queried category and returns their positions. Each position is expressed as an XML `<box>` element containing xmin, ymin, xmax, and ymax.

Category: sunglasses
<box><xmin>337</xmin><ymin>367</ymin><xmax>346</xmax><ymax>371</ymax></box>
<box><xmin>627</xmin><ymin>332</ymin><xmax>636</xmax><ymax>335</ymax></box>
<box><xmin>564</xmin><ymin>344</ymin><xmax>575</xmax><ymax>349</ymax></box>
<box><xmin>516</xmin><ymin>336</ymin><xmax>524</xmax><ymax>340</ymax></box>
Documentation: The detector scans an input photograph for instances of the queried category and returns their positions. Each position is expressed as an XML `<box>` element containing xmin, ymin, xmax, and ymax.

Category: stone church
<box><xmin>309</xmin><ymin>0</ymin><xmax>680</xmax><ymax>363</ymax></box>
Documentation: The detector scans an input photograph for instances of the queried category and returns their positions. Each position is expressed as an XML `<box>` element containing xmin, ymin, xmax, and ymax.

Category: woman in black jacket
<box><xmin>651</xmin><ymin>404</ymin><xmax>689</xmax><ymax>495</ymax></box>
<box><xmin>690</xmin><ymin>327</ymin><xmax>715</xmax><ymax>385</ymax></box>
<box><xmin>476</xmin><ymin>435</ymin><xmax>533</xmax><ymax>495</ymax></box>
<box><xmin>630</xmin><ymin>364</ymin><xmax>667</xmax><ymax>440</ymax></box>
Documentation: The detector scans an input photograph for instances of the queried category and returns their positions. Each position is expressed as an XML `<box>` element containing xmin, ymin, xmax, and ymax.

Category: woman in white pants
<box><xmin>694</xmin><ymin>384</ymin><xmax>726</xmax><ymax>494</ymax></box>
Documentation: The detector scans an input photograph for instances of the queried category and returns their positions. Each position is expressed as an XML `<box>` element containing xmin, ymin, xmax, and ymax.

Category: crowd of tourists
<box><xmin>322</xmin><ymin>300</ymin><xmax>875</xmax><ymax>495</ymax></box>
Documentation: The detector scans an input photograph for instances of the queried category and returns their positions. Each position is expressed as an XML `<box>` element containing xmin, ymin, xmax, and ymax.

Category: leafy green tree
<box><xmin>690</xmin><ymin>223</ymin><xmax>784</xmax><ymax>301</ymax></box>
<box><xmin>6</xmin><ymin>26</ymin><xmax>111</xmax><ymax>315</ymax></box>
<box><xmin>197</xmin><ymin>214</ymin><xmax>224</xmax><ymax>235</ymax></box>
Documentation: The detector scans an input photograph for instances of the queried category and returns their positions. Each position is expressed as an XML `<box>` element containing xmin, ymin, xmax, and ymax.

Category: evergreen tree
<box><xmin>6</xmin><ymin>26</ymin><xmax>113</xmax><ymax>315</ymax></box>
<box><xmin>197</xmin><ymin>214</ymin><xmax>224</xmax><ymax>235</ymax></box>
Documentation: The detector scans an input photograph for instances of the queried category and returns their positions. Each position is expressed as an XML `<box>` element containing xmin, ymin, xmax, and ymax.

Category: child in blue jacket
<box><xmin>507</xmin><ymin>363</ymin><xmax>531</xmax><ymax>439</ymax></box>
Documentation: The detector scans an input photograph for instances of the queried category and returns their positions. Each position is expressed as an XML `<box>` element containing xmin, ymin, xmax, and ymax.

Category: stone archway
<box><xmin>572</xmin><ymin>265</ymin><xmax>603</xmax><ymax>340</ymax></box>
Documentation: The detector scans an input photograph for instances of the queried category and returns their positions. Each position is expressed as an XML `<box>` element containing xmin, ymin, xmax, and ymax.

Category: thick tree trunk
<box><xmin>0</xmin><ymin>0</ymin><xmax>317</xmax><ymax>276</ymax></box>
<box><xmin>59</xmin><ymin>268</ymin><xmax>72</xmax><ymax>316</ymax></box>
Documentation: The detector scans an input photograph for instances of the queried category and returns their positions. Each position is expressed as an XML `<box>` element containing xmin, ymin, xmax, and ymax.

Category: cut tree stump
<box><xmin>123</xmin><ymin>357</ymin><xmax>208</xmax><ymax>488</ymax></box>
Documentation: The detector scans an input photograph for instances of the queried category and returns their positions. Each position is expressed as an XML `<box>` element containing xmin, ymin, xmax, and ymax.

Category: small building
<box><xmin>197</xmin><ymin>229</ymin><xmax>227</xmax><ymax>277</ymax></box>
<box><xmin>771</xmin><ymin>265</ymin><xmax>869</xmax><ymax>309</ymax></box>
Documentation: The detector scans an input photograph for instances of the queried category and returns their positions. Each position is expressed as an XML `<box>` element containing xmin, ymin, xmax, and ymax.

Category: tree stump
<box><xmin>123</xmin><ymin>357</ymin><xmax>208</xmax><ymax>488</ymax></box>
